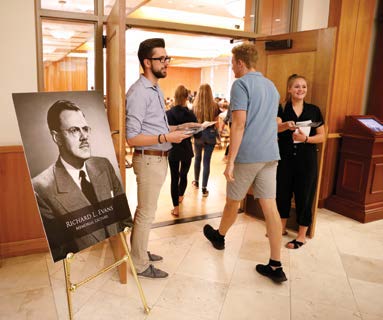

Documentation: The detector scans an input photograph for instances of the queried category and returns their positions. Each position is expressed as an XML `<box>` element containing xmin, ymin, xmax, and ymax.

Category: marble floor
<box><xmin>1</xmin><ymin>209</ymin><xmax>383</xmax><ymax>319</ymax></box>
<box><xmin>1</xmin><ymin>149</ymin><xmax>383</xmax><ymax>319</ymax></box>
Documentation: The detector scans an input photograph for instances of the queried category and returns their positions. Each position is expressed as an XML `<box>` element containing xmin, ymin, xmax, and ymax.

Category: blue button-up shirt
<box><xmin>125</xmin><ymin>75</ymin><xmax>171</xmax><ymax>151</ymax></box>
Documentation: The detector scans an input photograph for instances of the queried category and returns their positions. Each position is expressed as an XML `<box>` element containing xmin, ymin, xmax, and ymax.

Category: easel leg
<box><xmin>119</xmin><ymin>232</ymin><xmax>150</xmax><ymax>314</ymax></box>
<box><xmin>63</xmin><ymin>253</ymin><xmax>74</xmax><ymax>320</ymax></box>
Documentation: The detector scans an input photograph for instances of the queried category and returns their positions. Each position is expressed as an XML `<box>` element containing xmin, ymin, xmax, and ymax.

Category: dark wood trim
<box><xmin>328</xmin><ymin>0</ymin><xmax>342</xmax><ymax>27</ymax></box>
<box><xmin>125</xmin><ymin>18</ymin><xmax>261</xmax><ymax>40</ymax></box>
<box><xmin>0</xmin><ymin>145</ymin><xmax>23</xmax><ymax>153</ymax></box>
<box><xmin>0</xmin><ymin>238</ymin><xmax>48</xmax><ymax>259</ymax></box>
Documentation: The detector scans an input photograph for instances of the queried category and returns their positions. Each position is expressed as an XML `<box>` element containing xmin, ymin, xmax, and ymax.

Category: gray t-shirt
<box><xmin>230</xmin><ymin>71</ymin><xmax>280</xmax><ymax>163</ymax></box>
<box><xmin>125</xmin><ymin>74</ymin><xmax>171</xmax><ymax>151</ymax></box>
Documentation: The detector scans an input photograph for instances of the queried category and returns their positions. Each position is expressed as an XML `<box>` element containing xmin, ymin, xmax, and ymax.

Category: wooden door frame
<box><xmin>254</xmin><ymin>28</ymin><xmax>337</xmax><ymax>237</ymax></box>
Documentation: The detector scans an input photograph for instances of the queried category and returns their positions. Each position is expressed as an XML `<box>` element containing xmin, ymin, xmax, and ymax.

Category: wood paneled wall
<box><xmin>44</xmin><ymin>57</ymin><xmax>88</xmax><ymax>92</ymax></box>
<box><xmin>0</xmin><ymin>146</ymin><xmax>48</xmax><ymax>258</ymax></box>
<box><xmin>320</xmin><ymin>0</ymin><xmax>377</xmax><ymax>206</ymax></box>
<box><xmin>258</xmin><ymin>0</ymin><xmax>291</xmax><ymax>35</ymax></box>
<box><xmin>367</xmin><ymin>0</ymin><xmax>383</xmax><ymax>120</ymax></box>
<box><xmin>160</xmin><ymin>67</ymin><xmax>201</xmax><ymax>100</ymax></box>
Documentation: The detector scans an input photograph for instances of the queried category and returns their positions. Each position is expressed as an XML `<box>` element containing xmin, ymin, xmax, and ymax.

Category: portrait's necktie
<box><xmin>79</xmin><ymin>170</ymin><xmax>98</xmax><ymax>205</ymax></box>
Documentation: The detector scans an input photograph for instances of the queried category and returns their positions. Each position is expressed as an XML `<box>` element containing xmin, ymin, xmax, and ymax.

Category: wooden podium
<box><xmin>326</xmin><ymin>115</ymin><xmax>383</xmax><ymax>222</ymax></box>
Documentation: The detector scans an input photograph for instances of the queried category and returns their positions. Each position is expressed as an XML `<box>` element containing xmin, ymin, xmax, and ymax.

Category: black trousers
<box><xmin>168</xmin><ymin>158</ymin><xmax>192</xmax><ymax>207</ymax></box>
<box><xmin>276</xmin><ymin>147</ymin><xmax>318</xmax><ymax>227</ymax></box>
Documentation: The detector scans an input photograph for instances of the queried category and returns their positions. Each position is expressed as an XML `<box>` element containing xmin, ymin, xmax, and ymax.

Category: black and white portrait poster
<box><xmin>13</xmin><ymin>91</ymin><xmax>132</xmax><ymax>262</ymax></box>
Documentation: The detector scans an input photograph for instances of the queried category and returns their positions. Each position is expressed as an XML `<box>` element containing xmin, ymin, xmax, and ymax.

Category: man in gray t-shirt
<box><xmin>203</xmin><ymin>43</ymin><xmax>287</xmax><ymax>283</ymax></box>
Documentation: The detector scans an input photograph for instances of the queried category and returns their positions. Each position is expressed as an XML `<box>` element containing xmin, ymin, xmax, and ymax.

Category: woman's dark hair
<box><xmin>174</xmin><ymin>85</ymin><xmax>189</xmax><ymax>106</ymax></box>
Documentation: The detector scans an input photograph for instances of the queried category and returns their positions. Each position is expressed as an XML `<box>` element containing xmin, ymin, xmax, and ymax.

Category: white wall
<box><xmin>298</xmin><ymin>0</ymin><xmax>330</xmax><ymax>31</ymax></box>
<box><xmin>201</xmin><ymin>64</ymin><xmax>234</xmax><ymax>100</ymax></box>
<box><xmin>0</xmin><ymin>0</ymin><xmax>37</xmax><ymax>146</ymax></box>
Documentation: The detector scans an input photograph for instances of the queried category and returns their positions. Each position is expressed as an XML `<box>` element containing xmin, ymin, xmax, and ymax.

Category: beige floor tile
<box><xmin>176</xmin><ymin>224</ymin><xmax>245</xmax><ymax>283</ymax></box>
<box><xmin>349</xmin><ymin>278</ymin><xmax>383</xmax><ymax>317</ymax></box>
<box><xmin>291</xmin><ymin>297</ymin><xmax>362</xmax><ymax>320</ymax></box>
<box><xmin>0</xmin><ymin>254</ymin><xmax>51</xmax><ymax>296</ymax></box>
<box><xmin>0</xmin><ymin>287</ymin><xmax>57</xmax><ymax>320</ymax></box>
<box><xmin>50</xmin><ymin>277</ymin><xmax>98</xmax><ymax>320</ymax></box>
<box><xmin>329</xmin><ymin>219</ymin><xmax>383</xmax><ymax>260</ymax></box>
<box><xmin>341</xmin><ymin>254</ymin><xmax>383</xmax><ymax>284</ymax></box>
<box><xmin>239</xmin><ymin>220</ymin><xmax>290</xmax><ymax>266</ymax></box>
<box><xmin>147</xmin><ymin>305</ymin><xmax>211</xmax><ymax>320</ymax></box>
<box><xmin>230</xmin><ymin>258</ymin><xmax>290</xmax><ymax>296</ymax></box>
<box><xmin>289</xmin><ymin>230</ymin><xmax>346</xmax><ymax>277</ymax></box>
<box><xmin>74</xmin><ymin>290</ymin><xmax>145</xmax><ymax>320</ymax></box>
<box><xmin>149</xmin><ymin>222</ymin><xmax>202</xmax><ymax>241</ymax></box>
<box><xmin>361</xmin><ymin>313</ymin><xmax>383</xmax><ymax>320</ymax></box>
<box><xmin>290</xmin><ymin>269</ymin><xmax>358</xmax><ymax>311</ymax></box>
<box><xmin>220</xmin><ymin>284</ymin><xmax>290</xmax><ymax>320</ymax></box>
<box><xmin>102</xmin><ymin>272</ymin><xmax>169</xmax><ymax>307</ymax></box>
<box><xmin>148</xmin><ymin>235</ymin><xmax>197</xmax><ymax>275</ymax></box>
<box><xmin>156</xmin><ymin>274</ymin><xmax>228</xmax><ymax>320</ymax></box>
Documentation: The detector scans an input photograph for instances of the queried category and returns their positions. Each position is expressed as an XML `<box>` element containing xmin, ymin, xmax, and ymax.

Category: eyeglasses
<box><xmin>60</xmin><ymin>126</ymin><xmax>91</xmax><ymax>138</ymax></box>
<box><xmin>147</xmin><ymin>56</ymin><xmax>172</xmax><ymax>63</ymax></box>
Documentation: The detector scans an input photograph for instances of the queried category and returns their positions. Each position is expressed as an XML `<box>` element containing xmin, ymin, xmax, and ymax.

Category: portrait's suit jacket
<box><xmin>32</xmin><ymin>156</ymin><xmax>126</xmax><ymax>261</ymax></box>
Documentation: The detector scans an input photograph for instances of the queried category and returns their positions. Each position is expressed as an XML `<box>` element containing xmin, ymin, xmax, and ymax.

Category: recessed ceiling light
<box><xmin>50</xmin><ymin>29</ymin><xmax>75</xmax><ymax>39</ymax></box>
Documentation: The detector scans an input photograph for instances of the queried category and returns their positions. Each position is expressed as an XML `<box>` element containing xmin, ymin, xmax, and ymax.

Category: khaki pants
<box><xmin>130</xmin><ymin>154</ymin><xmax>168</xmax><ymax>272</ymax></box>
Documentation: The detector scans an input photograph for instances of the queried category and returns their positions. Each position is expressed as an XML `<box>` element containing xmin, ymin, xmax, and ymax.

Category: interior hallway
<box><xmin>125</xmin><ymin>147</ymin><xmax>229</xmax><ymax>223</ymax></box>
<box><xmin>1</xmin><ymin>149</ymin><xmax>383</xmax><ymax>319</ymax></box>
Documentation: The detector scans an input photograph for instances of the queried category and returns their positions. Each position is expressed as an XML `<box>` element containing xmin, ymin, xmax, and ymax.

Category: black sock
<box><xmin>216</xmin><ymin>229</ymin><xmax>225</xmax><ymax>239</ymax></box>
<box><xmin>269</xmin><ymin>259</ymin><xmax>281</xmax><ymax>267</ymax></box>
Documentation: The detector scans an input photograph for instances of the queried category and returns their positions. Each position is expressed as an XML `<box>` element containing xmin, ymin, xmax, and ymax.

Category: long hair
<box><xmin>192</xmin><ymin>84</ymin><xmax>217</xmax><ymax>122</ymax></box>
<box><xmin>174</xmin><ymin>85</ymin><xmax>189</xmax><ymax>106</ymax></box>
<box><xmin>284</xmin><ymin>74</ymin><xmax>308</xmax><ymax>104</ymax></box>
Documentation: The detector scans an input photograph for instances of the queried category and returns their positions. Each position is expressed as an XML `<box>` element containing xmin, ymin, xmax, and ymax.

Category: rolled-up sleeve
<box><xmin>126</xmin><ymin>85</ymin><xmax>147</xmax><ymax>139</ymax></box>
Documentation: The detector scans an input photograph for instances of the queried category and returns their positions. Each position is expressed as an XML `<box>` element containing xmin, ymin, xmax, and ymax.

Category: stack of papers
<box><xmin>180</xmin><ymin>121</ymin><xmax>217</xmax><ymax>135</ymax></box>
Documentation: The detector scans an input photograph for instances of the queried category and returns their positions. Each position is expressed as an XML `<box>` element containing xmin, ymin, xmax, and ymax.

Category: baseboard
<box><xmin>0</xmin><ymin>237</ymin><xmax>48</xmax><ymax>259</ymax></box>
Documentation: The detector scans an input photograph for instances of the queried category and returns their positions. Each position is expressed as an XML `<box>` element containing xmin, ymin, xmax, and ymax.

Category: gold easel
<box><xmin>62</xmin><ymin>227</ymin><xmax>150</xmax><ymax>319</ymax></box>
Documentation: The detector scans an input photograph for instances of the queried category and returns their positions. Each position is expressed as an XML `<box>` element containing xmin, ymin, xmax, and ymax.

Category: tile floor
<box><xmin>1</xmin><ymin>208</ymin><xmax>383</xmax><ymax>320</ymax></box>
<box><xmin>1</xmin><ymin>149</ymin><xmax>383</xmax><ymax>319</ymax></box>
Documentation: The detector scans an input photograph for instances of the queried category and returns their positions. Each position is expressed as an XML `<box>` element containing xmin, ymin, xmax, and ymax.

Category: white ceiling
<box><xmin>42</xmin><ymin>0</ymin><xmax>245</xmax><ymax>67</ymax></box>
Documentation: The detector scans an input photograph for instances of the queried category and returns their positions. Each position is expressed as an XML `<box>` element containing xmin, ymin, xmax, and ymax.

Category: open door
<box><xmin>106</xmin><ymin>0</ymin><xmax>126</xmax><ymax>182</ymax></box>
<box><xmin>106</xmin><ymin>0</ymin><xmax>127</xmax><ymax>283</ymax></box>
<box><xmin>246</xmin><ymin>28</ymin><xmax>336</xmax><ymax>238</ymax></box>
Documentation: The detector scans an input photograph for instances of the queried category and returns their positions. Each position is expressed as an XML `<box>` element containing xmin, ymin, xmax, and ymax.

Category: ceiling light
<box><xmin>50</xmin><ymin>30</ymin><xmax>75</xmax><ymax>39</ymax></box>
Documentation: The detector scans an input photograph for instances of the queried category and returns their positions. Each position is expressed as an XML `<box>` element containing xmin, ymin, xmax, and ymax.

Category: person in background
<box><xmin>203</xmin><ymin>42</ymin><xmax>287</xmax><ymax>283</ymax></box>
<box><xmin>276</xmin><ymin>74</ymin><xmax>325</xmax><ymax>249</ymax></box>
<box><xmin>125</xmin><ymin>38</ymin><xmax>197</xmax><ymax>278</ymax></box>
<box><xmin>192</xmin><ymin>84</ymin><xmax>220</xmax><ymax>197</ymax></box>
<box><xmin>166</xmin><ymin>85</ymin><xmax>198</xmax><ymax>217</ymax></box>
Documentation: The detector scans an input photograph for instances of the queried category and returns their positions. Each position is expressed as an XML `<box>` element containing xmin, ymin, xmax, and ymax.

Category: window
<box><xmin>42</xmin><ymin>20</ymin><xmax>95</xmax><ymax>91</ymax></box>
<box><xmin>41</xmin><ymin>0</ymin><xmax>95</xmax><ymax>14</ymax></box>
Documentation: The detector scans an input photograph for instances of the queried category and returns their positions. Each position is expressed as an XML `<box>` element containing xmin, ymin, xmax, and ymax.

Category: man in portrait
<box><xmin>32</xmin><ymin>99</ymin><xmax>130</xmax><ymax>261</ymax></box>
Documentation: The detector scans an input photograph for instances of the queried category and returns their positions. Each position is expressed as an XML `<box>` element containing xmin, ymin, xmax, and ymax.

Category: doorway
<box><xmin>123</xmin><ymin>28</ymin><xmax>241</xmax><ymax>224</ymax></box>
